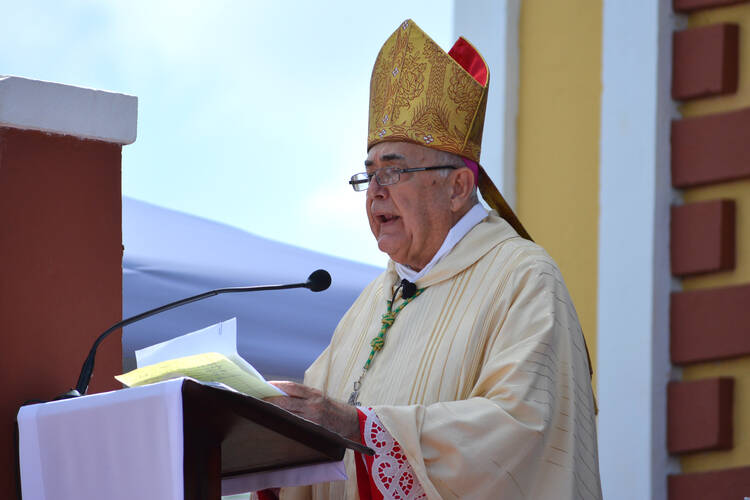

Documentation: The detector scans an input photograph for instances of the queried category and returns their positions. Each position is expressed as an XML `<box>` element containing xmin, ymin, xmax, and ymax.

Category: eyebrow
<box><xmin>364</xmin><ymin>153</ymin><xmax>406</xmax><ymax>167</ymax></box>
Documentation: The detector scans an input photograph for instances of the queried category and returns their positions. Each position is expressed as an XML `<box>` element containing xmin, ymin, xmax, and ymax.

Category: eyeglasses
<box><xmin>348</xmin><ymin>165</ymin><xmax>458</xmax><ymax>192</ymax></box>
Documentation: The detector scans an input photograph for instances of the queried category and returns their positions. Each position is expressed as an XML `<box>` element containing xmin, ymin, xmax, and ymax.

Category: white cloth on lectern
<box><xmin>18</xmin><ymin>379</ymin><xmax>185</xmax><ymax>500</ymax></box>
<box><xmin>17</xmin><ymin>378</ymin><xmax>346</xmax><ymax>500</ymax></box>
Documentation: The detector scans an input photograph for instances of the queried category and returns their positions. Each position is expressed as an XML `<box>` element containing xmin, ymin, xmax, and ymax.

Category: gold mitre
<box><xmin>368</xmin><ymin>19</ymin><xmax>531</xmax><ymax>240</ymax></box>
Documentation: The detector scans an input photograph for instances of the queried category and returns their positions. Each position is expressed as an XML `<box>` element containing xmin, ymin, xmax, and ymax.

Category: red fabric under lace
<box><xmin>355</xmin><ymin>407</ymin><xmax>427</xmax><ymax>500</ymax></box>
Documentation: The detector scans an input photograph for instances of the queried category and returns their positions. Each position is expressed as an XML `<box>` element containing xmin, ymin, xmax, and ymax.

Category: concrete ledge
<box><xmin>667</xmin><ymin>378</ymin><xmax>734</xmax><ymax>454</ymax></box>
<box><xmin>672</xmin><ymin>23</ymin><xmax>739</xmax><ymax>101</ymax></box>
<box><xmin>670</xmin><ymin>200</ymin><xmax>735</xmax><ymax>277</ymax></box>
<box><xmin>671</xmin><ymin>106</ymin><xmax>750</xmax><ymax>188</ymax></box>
<box><xmin>0</xmin><ymin>76</ymin><xmax>137</xmax><ymax>145</ymax></box>
<box><xmin>671</xmin><ymin>283</ymin><xmax>750</xmax><ymax>363</ymax></box>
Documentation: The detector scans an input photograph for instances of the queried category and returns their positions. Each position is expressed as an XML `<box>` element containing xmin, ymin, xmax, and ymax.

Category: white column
<box><xmin>597</xmin><ymin>1</ymin><xmax>682</xmax><ymax>499</ymax></box>
<box><xmin>453</xmin><ymin>0</ymin><xmax>519</xmax><ymax>208</ymax></box>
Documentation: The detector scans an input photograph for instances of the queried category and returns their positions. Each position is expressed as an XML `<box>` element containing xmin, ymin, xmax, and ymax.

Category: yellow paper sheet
<box><xmin>115</xmin><ymin>352</ymin><xmax>281</xmax><ymax>399</ymax></box>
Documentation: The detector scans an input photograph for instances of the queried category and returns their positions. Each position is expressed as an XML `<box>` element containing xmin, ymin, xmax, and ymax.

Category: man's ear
<box><xmin>449</xmin><ymin>168</ymin><xmax>475</xmax><ymax>211</ymax></box>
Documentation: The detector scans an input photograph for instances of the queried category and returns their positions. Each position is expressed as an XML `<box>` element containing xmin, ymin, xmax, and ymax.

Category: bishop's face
<box><xmin>365</xmin><ymin>142</ymin><xmax>456</xmax><ymax>271</ymax></box>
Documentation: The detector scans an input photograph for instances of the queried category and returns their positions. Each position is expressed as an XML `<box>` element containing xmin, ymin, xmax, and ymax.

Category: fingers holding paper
<box><xmin>266</xmin><ymin>381</ymin><xmax>360</xmax><ymax>442</ymax></box>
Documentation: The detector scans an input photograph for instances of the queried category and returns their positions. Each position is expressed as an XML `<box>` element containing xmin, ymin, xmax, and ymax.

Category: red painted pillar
<box><xmin>0</xmin><ymin>76</ymin><xmax>137</xmax><ymax>497</ymax></box>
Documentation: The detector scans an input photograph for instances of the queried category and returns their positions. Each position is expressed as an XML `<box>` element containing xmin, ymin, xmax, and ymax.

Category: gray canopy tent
<box><xmin>122</xmin><ymin>198</ymin><xmax>382</xmax><ymax>379</ymax></box>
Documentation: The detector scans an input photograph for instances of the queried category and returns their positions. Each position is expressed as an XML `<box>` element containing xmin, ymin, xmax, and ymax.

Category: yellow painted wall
<box><xmin>516</xmin><ymin>1</ymin><xmax>602</xmax><ymax>386</ymax></box>
<box><xmin>678</xmin><ymin>4</ymin><xmax>750</xmax><ymax>473</ymax></box>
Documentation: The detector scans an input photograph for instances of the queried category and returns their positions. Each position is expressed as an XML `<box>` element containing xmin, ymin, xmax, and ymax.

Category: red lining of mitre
<box><xmin>448</xmin><ymin>37</ymin><xmax>488</xmax><ymax>86</ymax></box>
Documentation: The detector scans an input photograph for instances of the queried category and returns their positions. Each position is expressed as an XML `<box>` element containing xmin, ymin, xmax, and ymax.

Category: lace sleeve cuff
<box><xmin>354</xmin><ymin>406</ymin><xmax>426</xmax><ymax>500</ymax></box>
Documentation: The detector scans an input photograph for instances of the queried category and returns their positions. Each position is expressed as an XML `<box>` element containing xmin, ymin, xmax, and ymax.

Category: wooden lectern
<box><xmin>183</xmin><ymin>379</ymin><xmax>370</xmax><ymax>499</ymax></box>
<box><xmin>18</xmin><ymin>379</ymin><xmax>370</xmax><ymax>499</ymax></box>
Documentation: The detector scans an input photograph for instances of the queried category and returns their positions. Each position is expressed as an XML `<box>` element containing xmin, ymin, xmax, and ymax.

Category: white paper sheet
<box><xmin>134</xmin><ymin>317</ymin><xmax>280</xmax><ymax>394</ymax></box>
<box><xmin>136</xmin><ymin>318</ymin><xmax>249</xmax><ymax>372</ymax></box>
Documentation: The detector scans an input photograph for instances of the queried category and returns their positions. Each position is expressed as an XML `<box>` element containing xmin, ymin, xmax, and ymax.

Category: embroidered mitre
<box><xmin>367</xmin><ymin>19</ymin><xmax>488</xmax><ymax>162</ymax></box>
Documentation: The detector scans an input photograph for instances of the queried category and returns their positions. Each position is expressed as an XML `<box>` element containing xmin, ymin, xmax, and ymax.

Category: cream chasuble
<box><xmin>281</xmin><ymin>212</ymin><xmax>602</xmax><ymax>500</ymax></box>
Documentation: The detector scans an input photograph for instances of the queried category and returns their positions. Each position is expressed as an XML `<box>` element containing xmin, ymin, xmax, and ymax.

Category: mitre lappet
<box><xmin>367</xmin><ymin>18</ymin><xmax>531</xmax><ymax>241</ymax></box>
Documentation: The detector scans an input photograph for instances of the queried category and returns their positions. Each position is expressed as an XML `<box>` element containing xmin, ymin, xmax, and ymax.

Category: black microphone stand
<box><xmin>61</xmin><ymin>270</ymin><xmax>331</xmax><ymax>399</ymax></box>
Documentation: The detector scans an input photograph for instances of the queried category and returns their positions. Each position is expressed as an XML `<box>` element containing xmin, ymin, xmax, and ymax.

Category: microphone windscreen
<box><xmin>401</xmin><ymin>279</ymin><xmax>417</xmax><ymax>299</ymax></box>
<box><xmin>306</xmin><ymin>269</ymin><xmax>332</xmax><ymax>292</ymax></box>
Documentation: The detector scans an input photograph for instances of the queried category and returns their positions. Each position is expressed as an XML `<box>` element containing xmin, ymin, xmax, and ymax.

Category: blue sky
<box><xmin>1</xmin><ymin>1</ymin><xmax>455</xmax><ymax>267</ymax></box>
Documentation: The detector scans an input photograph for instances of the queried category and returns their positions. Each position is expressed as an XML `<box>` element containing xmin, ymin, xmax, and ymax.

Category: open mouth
<box><xmin>378</xmin><ymin>214</ymin><xmax>400</xmax><ymax>223</ymax></box>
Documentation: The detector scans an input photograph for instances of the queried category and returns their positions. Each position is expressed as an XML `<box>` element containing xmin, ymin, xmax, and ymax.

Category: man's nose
<box><xmin>367</xmin><ymin>179</ymin><xmax>388</xmax><ymax>199</ymax></box>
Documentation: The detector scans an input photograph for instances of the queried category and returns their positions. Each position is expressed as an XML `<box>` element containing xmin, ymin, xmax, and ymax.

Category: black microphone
<box><xmin>61</xmin><ymin>269</ymin><xmax>332</xmax><ymax>399</ymax></box>
<box><xmin>306</xmin><ymin>269</ymin><xmax>332</xmax><ymax>292</ymax></box>
<box><xmin>401</xmin><ymin>279</ymin><xmax>417</xmax><ymax>299</ymax></box>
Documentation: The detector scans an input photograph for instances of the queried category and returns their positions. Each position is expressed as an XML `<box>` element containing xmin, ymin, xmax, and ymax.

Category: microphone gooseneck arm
<box><xmin>67</xmin><ymin>270</ymin><xmax>331</xmax><ymax>398</ymax></box>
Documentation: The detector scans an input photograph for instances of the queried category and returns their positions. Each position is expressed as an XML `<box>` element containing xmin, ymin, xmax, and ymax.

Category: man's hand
<box><xmin>265</xmin><ymin>381</ymin><xmax>361</xmax><ymax>442</ymax></box>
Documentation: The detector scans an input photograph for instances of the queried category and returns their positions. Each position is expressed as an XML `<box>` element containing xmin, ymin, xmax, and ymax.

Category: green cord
<box><xmin>348</xmin><ymin>284</ymin><xmax>425</xmax><ymax>405</ymax></box>
<box><xmin>363</xmin><ymin>288</ymin><xmax>424</xmax><ymax>370</ymax></box>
